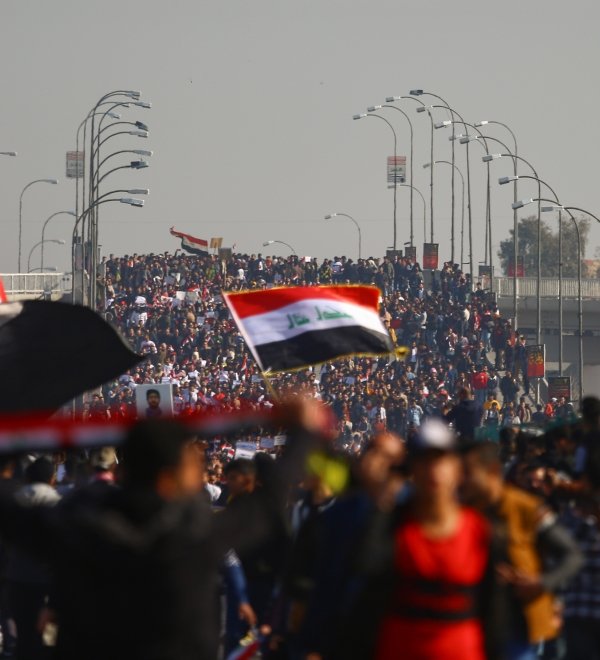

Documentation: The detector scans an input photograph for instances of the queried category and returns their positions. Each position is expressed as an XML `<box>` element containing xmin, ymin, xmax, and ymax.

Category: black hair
<box><xmin>223</xmin><ymin>458</ymin><xmax>256</xmax><ymax>478</ymax></box>
<box><xmin>25</xmin><ymin>457</ymin><xmax>55</xmax><ymax>485</ymax></box>
<box><xmin>122</xmin><ymin>419</ymin><xmax>192</xmax><ymax>487</ymax></box>
<box><xmin>585</xmin><ymin>441</ymin><xmax>600</xmax><ymax>490</ymax></box>
<box><xmin>146</xmin><ymin>389</ymin><xmax>160</xmax><ymax>399</ymax></box>
<box><xmin>581</xmin><ymin>396</ymin><xmax>600</xmax><ymax>423</ymax></box>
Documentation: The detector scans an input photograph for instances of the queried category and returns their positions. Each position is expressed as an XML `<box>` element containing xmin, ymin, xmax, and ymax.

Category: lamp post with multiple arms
<box><xmin>501</xmin><ymin>175</ymin><xmax>564</xmax><ymax>374</ymax></box>
<box><xmin>477</xmin><ymin>120</ymin><xmax>519</xmax><ymax>294</ymax></box>
<box><xmin>418</xmin><ymin>102</ymin><xmax>473</xmax><ymax>279</ymax></box>
<box><xmin>546</xmin><ymin>205</ymin><xmax>600</xmax><ymax>403</ymax></box>
<box><xmin>540</xmin><ymin>204</ymin><xmax>585</xmax><ymax>404</ymax></box>
<box><xmin>71</xmin><ymin>196</ymin><xmax>145</xmax><ymax>305</ymax></box>
<box><xmin>367</xmin><ymin>104</ymin><xmax>414</xmax><ymax>247</ymax></box>
<box><xmin>399</xmin><ymin>183</ymin><xmax>427</xmax><ymax>242</ymax></box>
<box><xmin>41</xmin><ymin>211</ymin><xmax>76</xmax><ymax>271</ymax></box>
<box><xmin>324</xmin><ymin>214</ymin><xmax>362</xmax><ymax>259</ymax></box>
<box><xmin>424</xmin><ymin>161</ymin><xmax>465</xmax><ymax>265</ymax></box>
<box><xmin>18</xmin><ymin>179</ymin><xmax>59</xmax><ymax>273</ymax></box>
<box><xmin>28</xmin><ymin>239</ymin><xmax>65</xmax><ymax>274</ymax></box>
<box><xmin>262</xmin><ymin>240</ymin><xmax>297</xmax><ymax>256</ymax></box>
<box><xmin>484</xmin><ymin>151</ymin><xmax>541</xmax><ymax>339</ymax></box>
<box><xmin>75</xmin><ymin>90</ymin><xmax>147</xmax><ymax>307</ymax></box>
<box><xmin>353</xmin><ymin>113</ymin><xmax>398</xmax><ymax>251</ymax></box>
<box><xmin>515</xmin><ymin>198</ymin><xmax>587</xmax><ymax>403</ymax></box>
<box><xmin>385</xmin><ymin>95</ymin><xmax>432</xmax><ymax>245</ymax></box>
<box><xmin>411</xmin><ymin>90</ymin><xmax>457</xmax><ymax>262</ymax></box>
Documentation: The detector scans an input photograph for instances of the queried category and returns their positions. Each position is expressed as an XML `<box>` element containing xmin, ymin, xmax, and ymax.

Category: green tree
<box><xmin>497</xmin><ymin>215</ymin><xmax>590</xmax><ymax>277</ymax></box>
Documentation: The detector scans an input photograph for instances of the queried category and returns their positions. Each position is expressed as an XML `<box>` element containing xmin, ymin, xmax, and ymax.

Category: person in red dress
<box><xmin>375</xmin><ymin>419</ymin><xmax>492</xmax><ymax>660</ymax></box>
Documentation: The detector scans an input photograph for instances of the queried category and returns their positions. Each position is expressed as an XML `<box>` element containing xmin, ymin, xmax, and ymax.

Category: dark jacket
<box><xmin>0</xmin><ymin>433</ymin><xmax>311</xmax><ymax>660</ymax></box>
<box><xmin>445</xmin><ymin>399</ymin><xmax>482</xmax><ymax>440</ymax></box>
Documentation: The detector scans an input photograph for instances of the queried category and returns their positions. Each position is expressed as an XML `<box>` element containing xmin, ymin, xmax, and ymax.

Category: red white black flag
<box><xmin>170</xmin><ymin>227</ymin><xmax>209</xmax><ymax>256</ymax></box>
<box><xmin>223</xmin><ymin>286</ymin><xmax>393</xmax><ymax>372</ymax></box>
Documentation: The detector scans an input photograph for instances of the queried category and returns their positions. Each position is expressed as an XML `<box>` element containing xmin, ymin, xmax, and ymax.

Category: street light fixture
<box><xmin>28</xmin><ymin>239</ymin><xmax>66</xmax><ymax>274</ymax></box>
<box><xmin>18</xmin><ymin>179</ymin><xmax>60</xmax><ymax>273</ymax></box>
<box><xmin>540</xmin><ymin>203</ymin><xmax>587</xmax><ymax>402</ymax></box>
<box><xmin>368</xmin><ymin>102</ymin><xmax>415</xmax><ymax>246</ymax></box>
<box><xmin>41</xmin><ymin>211</ymin><xmax>76</xmax><ymax>271</ymax></box>
<box><xmin>324</xmin><ymin>213</ymin><xmax>362</xmax><ymax>259</ymax></box>
<box><xmin>262</xmin><ymin>240</ymin><xmax>297</xmax><ymax>255</ymax></box>
<box><xmin>353</xmin><ymin>112</ymin><xmax>399</xmax><ymax>250</ymax></box>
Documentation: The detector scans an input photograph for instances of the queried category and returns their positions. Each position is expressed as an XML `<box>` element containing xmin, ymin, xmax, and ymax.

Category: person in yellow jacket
<box><xmin>461</xmin><ymin>441</ymin><xmax>584</xmax><ymax>660</ymax></box>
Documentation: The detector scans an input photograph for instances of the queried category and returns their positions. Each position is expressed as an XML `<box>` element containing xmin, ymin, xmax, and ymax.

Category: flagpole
<box><xmin>260</xmin><ymin>370</ymin><xmax>280</xmax><ymax>403</ymax></box>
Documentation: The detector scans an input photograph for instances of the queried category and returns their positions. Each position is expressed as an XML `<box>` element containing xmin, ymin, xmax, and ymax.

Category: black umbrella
<box><xmin>0</xmin><ymin>301</ymin><xmax>143</xmax><ymax>414</ymax></box>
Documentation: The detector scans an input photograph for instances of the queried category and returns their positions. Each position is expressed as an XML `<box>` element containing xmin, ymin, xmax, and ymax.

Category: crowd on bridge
<box><xmin>93</xmin><ymin>248</ymin><xmax>573</xmax><ymax>439</ymax></box>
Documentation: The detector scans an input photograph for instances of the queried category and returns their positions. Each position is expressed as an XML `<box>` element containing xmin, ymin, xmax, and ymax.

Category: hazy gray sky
<box><xmin>1</xmin><ymin>0</ymin><xmax>599</xmax><ymax>273</ymax></box>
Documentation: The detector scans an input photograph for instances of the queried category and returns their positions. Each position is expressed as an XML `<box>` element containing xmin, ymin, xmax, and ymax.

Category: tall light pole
<box><xmin>501</xmin><ymin>175</ymin><xmax>563</xmax><ymax>374</ymax></box>
<box><xmin>417</xmin><ymin>102</ymin><xmax>472</xmax><ymax>279</ymax></box>
<box><xmin>28</xmin><ymin>239</ymin><xmax>65</xmax><ymax>273</ymax></box>
<box><xmin>477</xmin><ymin>120</ymin><xmax>519</xmax><ymax>293</ymax></box>
<box><xmin>324</xmin><ymin>213</ymin><xmax>362</xmax><ymax>259</ymax></box>
<box><xmin>18</xmin><ymin>179</ymin><xmax>59</xmax><ymax>273</ymax></box>
<box><xmin>424</xmin><ymin>161</ymin><xmax>465</xmax><ymax>265</ymax></box>
<box><xmin>399</xmin><ymin>183</ymin><xmax>427</xmax><ymax>243</ymax></box>
<box><xmin>368</xmin><ymin>104</ymin><xmax>414</xmax><ymax>246</ymax></box>
<box><xmin>72</xmin><ymin>196</ymin><xmax>145</xmax><ymax>306</ymax></box>
<box><xmin>262</xmin><ymin>240</ymin><xmax>297</xmax><ymax>255</ymax></box>
<box><xmin>455</xmin><ymin>129</ymin><xmax>493</xmax><ymax>291</ymax></box>
<box><xmin>41</xmin><ymin>211</ymin><xmax>76</xmax><ymax>271</ymax></box>
<box><xmin>411</xmin><ymin>90</ymin><xmax>457</xmax><ymax>262</ymax></box>
<box><xmin>540</xmin><ymin>204</ymin><xmax>585</xmax><ymax>403</ymax></box>
<box><xmin>353</xmin><ymin>113</ymin><xmax>398</xmax><ymax>250</ymax></box>
<box><xmin>484</xmin><ymin>150</ymin><xmax>541</xmax><ymax>337</ymax></box>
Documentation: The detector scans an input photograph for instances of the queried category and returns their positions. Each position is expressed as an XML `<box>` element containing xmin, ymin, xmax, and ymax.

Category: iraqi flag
<box><xmin>223</xmin><ymin>285</ymin><xmax>393</xmax><ymax>372</ymax></box>
<box><xmin>0</xmin><ymin>301</ymin><xmax>142</xmax><ymax>415</ymax></box>
<box><xmin>170</xmin><ymin>227</ymin><xmax>209</xmax><ymax>256</ymax></box>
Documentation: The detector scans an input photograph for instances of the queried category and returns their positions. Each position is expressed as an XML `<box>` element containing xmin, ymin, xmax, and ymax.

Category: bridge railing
<box><xmin>493</xmin><ymin>277</ymin><xmax>600</xmax><ymax>298</ymax></box>
<box><xmin>1</xmin><ymin>273</ymin><xmax>67</xmax><ymax>296</ymax></box>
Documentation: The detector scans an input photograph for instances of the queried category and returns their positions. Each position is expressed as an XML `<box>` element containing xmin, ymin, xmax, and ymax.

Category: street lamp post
<box><xmin>477</xmin><ymin>120</ymin><xmax>519</xmax><ymax>292</ymax></box>
<box><xmin>501</xmin><ymin>175</ymin><xmax>563</xmax><ymax>374</ymax></box>
<box><xmin>399</xmin><ymin>183</ymin><xmax>427</xmax><ymax>243</ymax></box>
<box><xmin>540</xmin><ymin>204</ymin><xmax>587</xmax><ymax>403</ymax></box>
<box><xmin>484</xmin><ymin>150</ymin><xmax>541</xmax><ymax>337</ymax></box>
<box><xmin>368</xmin><ymin>104</ymin><xmax>414</xmax><ymax>246</ymax></box>
<box><xmin>411</xmin><ymin>90</ymin><xmax>457</xmax><ymax>262</ymax></box>
<box><xmin>262</xmin><ymin>240</ymin><xmax>297</xmax><ymax>255</ymax></box>
<box><xmin>18</xmin><ymin>179</ymin><xmax>59</xmax><ymax>273</ymax></box>
<box><xmin>386</xmin><ymin>95</ymin><xmax>433</xmax><ymax>246</ymax></box>
<box><xmin>417</xmin><ymin>102</ymin><xmax>472</xmax><ymax>281</ymax></box>
<box><xmin>424</xmin><ymin>161</ymin><xmax>465</xmax><ymax>265</ymax></box>
<box><xmin>324</xmin><ymin>213</ymin><xmax>362</xmax><ymax>259</ymax></box>
<box><xmin>353</xmin><ymin>113</ymin><xmax>398</xmax><ymax>250</ymax></box>
<box><xmin>41</xmin><ymin>211</ymin><xmax>76</xmax><ymax>271</ymax></box>
<box><xmin>72</xmin><ymin>196</ymin><xmax>145</xmax><ymax>306</ymax></box>
<box><xmin>28</xmin><ymin>239</ymin><xmax>65</xmax><ymax>274</ymax></box>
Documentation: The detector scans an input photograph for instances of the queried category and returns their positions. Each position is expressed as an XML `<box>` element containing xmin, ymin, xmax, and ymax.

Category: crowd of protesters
<box><xmin>1</xmin><ymin>249</ymin><xmax>599</xmax><ymax>660</ymax></box>
<box><xmin>92</xmin><ymin>249</ymin><xmax>574</xmax><ymax>440</ymax></box>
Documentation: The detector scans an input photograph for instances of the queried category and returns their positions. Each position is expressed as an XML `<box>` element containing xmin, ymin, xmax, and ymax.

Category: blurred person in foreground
<box><xmin>5</xmin><ymin>458</ymin><xmax>60</xmax><ymax>660</ymax></box>
<box><xmin>461</xmin><ymin>441</ymin><xmax>583</xmax><ymax>660</ymax></box>
<box><xmin>561</xmin><ymin>440</ymin><xmax>600</xmax><ymax>659</ymax></box>
<box><xmin>336</xmin><ymin>419</ymin><xmax>494</xmax><ymax>660</ymax></box>
<box><xmin>0</xmin><ymin>400</ymin><xmax>326</xmax><ymax>660</ymax></box>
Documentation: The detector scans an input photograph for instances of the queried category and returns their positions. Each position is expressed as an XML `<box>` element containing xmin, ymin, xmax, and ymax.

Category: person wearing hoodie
<box><xmin>445</xmin><ymin>388</ymin><xmax>483</xmax><ymax>442</ymax></box>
